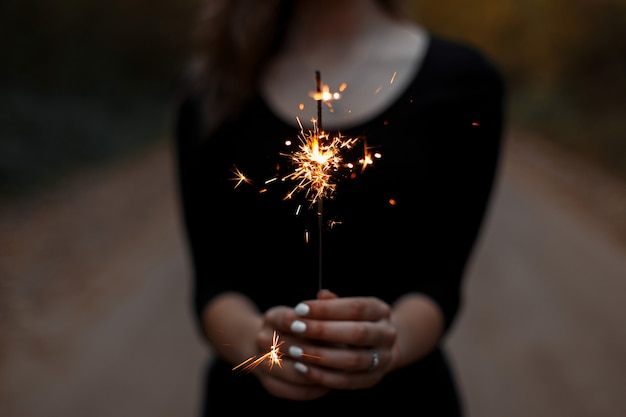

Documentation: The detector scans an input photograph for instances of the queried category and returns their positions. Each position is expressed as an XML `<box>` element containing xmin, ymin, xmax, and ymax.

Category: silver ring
<box><xmin>369</xmin><ymin>350</ymin><xmax>380</xmax><ymax>371</ymax></box>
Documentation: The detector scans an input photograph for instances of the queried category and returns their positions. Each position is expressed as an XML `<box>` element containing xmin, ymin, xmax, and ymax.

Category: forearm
<box><xmin>201</xmin><ymin>291</ymin><xmax>264</xmax><ymax>365</ymax></box>
<box><xmin>390</xmin><ymin>292</ymin><xmax>445</xmax><ymax>369</ymax></box>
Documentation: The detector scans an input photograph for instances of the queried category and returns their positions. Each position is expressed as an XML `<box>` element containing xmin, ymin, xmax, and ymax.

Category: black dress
<box><xmin>175</xmin><ymin>35</ymin><xmax>505</xmax><ymax>416</ymax></box>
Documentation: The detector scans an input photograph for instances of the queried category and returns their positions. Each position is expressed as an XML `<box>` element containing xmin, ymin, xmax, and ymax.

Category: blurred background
<box><xmin>1</xmin><ymin>1</ymin><xmax>625</xmax><ymax>416</ymax></box>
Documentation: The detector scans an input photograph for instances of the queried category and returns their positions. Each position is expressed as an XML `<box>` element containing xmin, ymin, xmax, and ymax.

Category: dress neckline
<box><xmin>258</xmin><ymin>33</ymin><xmax>432</xmax><ymax>133</ymax></box>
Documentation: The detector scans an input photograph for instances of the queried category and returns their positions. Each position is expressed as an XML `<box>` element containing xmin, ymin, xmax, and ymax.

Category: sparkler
<box><xmin>230</xmin><ymin>72</ymin><xmax>379</xmax><ymax>375</ymax></box>
<box><xmin>230</xmin><ymin>165</ymin><xmax>252</xmax><ymax>188</ymax></box>
<box><xmin>281</xmin><ymin>116</ymin><xmax>359</xmax><ymax>205</ymax></box>
<box><xmin>281</xmin><ymin>71</ymin><xmax>376</xmax><ymax>291</ymax></box>
<box><xmin>232</xmin><ymin>71</ymin><xmax>377</xmax><ymax>289</ymax></box>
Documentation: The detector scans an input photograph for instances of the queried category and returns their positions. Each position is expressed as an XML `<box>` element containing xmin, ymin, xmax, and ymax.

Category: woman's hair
<box><xmin>190</xmin><ymin>0</ymin><xmax>411</xmax><ymax>135</ymax></box>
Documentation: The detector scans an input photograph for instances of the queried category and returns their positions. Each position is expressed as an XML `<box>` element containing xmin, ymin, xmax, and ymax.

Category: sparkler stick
<box><xmin>230</xmin><ymin>71</ymin><xmax>376</xmax><ymax>294</ymax></box>
<box><xmin>282</xmin><ymin>71</ymin><xmax>367</xmax><ymax>291</ymax></box>
<box><xmin>315</xmin><ymin>70</ymin><xmax>324</xmax><ymax>291</ymax></box>
<box><xmin>316</xmin><ymin>70</ymin><xmax>323</xmax><ymax>132</ymax></box>
<box><xmin>231</xmin><ymin>71</ymin><xmax>377</xmax><ymax>294</ymax></box>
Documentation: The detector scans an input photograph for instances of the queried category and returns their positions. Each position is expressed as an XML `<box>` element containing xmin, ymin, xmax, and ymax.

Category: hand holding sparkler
<box><xmin>230</xmin><ymin>72</ymin><xmax>385</xmax><ymax>396</ymax></box>
<box><xmin>284</xmin><ymin>289</ymin><xmax>398</xmax><ymax>390</ymax></box>
<box><xmin>230</xmin><ymin>304</ymin><xmax>331</xmax><ymax>401</ymax></box>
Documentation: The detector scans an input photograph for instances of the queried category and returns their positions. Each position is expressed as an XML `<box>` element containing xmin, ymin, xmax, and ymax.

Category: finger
<box><xmin>288</xmin><ymin>343</ymin><xmax>383</xmax><ymax>372</ymax></box>
<box><xmin>290</xmin><ymin>319</ymin><xmax>396</xmax><ymax>347</ymax></box>
<box><xmin>263</xmin><ymin>305</ymin><xmax>301</xmax><ymax>334</ymax></box>
<box><xmin>292</xmin><ymin>357</ymin><xmax>382</xmax><ymax>390</ymax></box>
<box><xmin>295</xmin><ymin>297</ymin><xmax>391</xmax><ymax>321</ymax></box>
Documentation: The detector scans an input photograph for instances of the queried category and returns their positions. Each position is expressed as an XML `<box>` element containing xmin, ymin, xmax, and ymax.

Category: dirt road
<box><xmin>0</xmin><ymin>141</ymin><xmax>208</xmax><ymax>417</ymax></box>
<box><xmin>1</xmin><ymin>132</ymin><xmax>625</xmax><ymax>417</ymax></box>
<box><xmin>446</xmin><ymin>133</ymin><xmax>626</xmax><ymax>417</ymax></box>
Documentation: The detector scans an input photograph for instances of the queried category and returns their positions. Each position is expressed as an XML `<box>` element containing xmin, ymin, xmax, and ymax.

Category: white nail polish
<box><xmin>289</xmin><ymin>345</ymin><xmax>303</xmax><ymax>358</ymax></box>
<box><xmin>294</xmin><ymin>362</ymin><xmax>308</xmax><ymax>373</ymax></box>
<box><xmin>294</xmin><ymin>303</ymin><xmax>310</xmax><ymax>316</ymax></box>
<box><xmin>291</xmin><ymin>320</ymin><xmax>306</xmax><ymax>333</ymax></box>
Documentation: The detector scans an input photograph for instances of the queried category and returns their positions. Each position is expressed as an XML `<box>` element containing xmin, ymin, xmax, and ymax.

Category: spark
<box><xmin>358</xmin><ymin>138</ymin><xmax>376</xmax><ymax>173</ymax></box>
<box><xmin>230</xmin><ymin>165</ymin><xmax>251</xmax><ymax>188</ymax></box>
<box><xmin>232</xmin><ymin>330</ymin><xmax>285</xmax><ymax>374</ymax></box>
<box><xmin>281</xmin><ymin>117</ymin><xmax>359</xmax><ymax>205</ymax></box>
<box><xmin>309</xmin><ymin>82</ymin><xmax>343</xmax><ymax>113</ymax></box>
<box><xmin>328</xmin><ymin>219</ymin><xmax>342</xmax><ymax>229</ymax></box>
<box><xmin>230</xmin><ymin>71</ymin><xmax>381</xmax><ymax>293</ymax></box>
<box><xmin>309</xmin><ymin>83</ymin><xmax>342</xmax><ymax>102</ymax></box>
<box><xmin>280</xmin><ymin>71</ymin><xmax>381</xmax><ymax>291</ymax></box>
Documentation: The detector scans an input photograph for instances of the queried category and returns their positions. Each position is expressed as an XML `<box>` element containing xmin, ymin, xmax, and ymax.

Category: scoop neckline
<box><xmin>258</xmin><ymin>33</ymin><xmax>431</xmax><ymax>133</ymax></box>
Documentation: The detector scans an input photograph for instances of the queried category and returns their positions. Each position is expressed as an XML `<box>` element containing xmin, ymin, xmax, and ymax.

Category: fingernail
<box><xmin>294</xmin><ymin>362</ymin><xmax>308</xmax><ymax>373</ymax></box>
<box><xmin>289</xmin><ymin>345</ymin><xmax>303</xmax><ymax>358</ymax></box>
<box><xmin>294</xmin><ymin>303</ymin><xmax>309</xmax><ymax>316</ymax></box>
<box><xmin>291</xmin><ymin>320</ymin><xmax>306</xmax><ymax>333</ymax></box>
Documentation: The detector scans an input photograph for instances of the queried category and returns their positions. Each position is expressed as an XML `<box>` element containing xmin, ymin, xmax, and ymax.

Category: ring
<box><xmin>369</xmin><ymin>350</ymin><xmax>380</xmax><ymax>371</ymax></box>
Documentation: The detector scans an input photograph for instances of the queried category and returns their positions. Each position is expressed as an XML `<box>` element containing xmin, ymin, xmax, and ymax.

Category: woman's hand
<box><xmin>206</xmin><ymin>290</ymin><xmax>443</xmax><ymax>399</ymax></box>
<box><xmin>248</xmin><ymin>306</ymin><xmax>332</xmax><ymax>401</ymax></box>
<box><xmin>265</xmin><ymin>289</ymin><xmax>399</xmax><ymax>390</ymax></box>
<box><xmin>202</xmin><ymin>292</ymin><xmax>331</xmax><ymax>401</ymax></box>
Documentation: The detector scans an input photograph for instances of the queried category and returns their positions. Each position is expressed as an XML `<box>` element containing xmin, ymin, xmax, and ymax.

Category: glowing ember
<box><xmin>310</xmin><ymin>82</ymin><xmax>345</xmax><ymax>101</ymax></box>
<box><xmin>232</xmin><ymin>330</ymin><xmax>285</xmax><ymax>374</ymax></box>
<box><xmin>309</xmin><ymin>84</ymin><xmax>342</xmax><ymax>102</ymax></box>
<box><xmin>230</xmin><ymin>165</ymin><xmax>252</xmax><ymax>188</ymax></box>
<box><xmin>281</xmin><ymin>117</ymin><xmax>359</xmax><ymax>205</ymax></box>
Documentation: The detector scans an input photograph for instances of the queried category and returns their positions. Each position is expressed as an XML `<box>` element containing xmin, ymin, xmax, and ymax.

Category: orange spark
<box><xmin>309</xmin><ymin>83</ymin><xmax>343</xmax><ymax>113</ymax></box>
<box><xmin>309</xmin><ymin>83</ymin><xmax>342</xmax><ymax>102</ymax></box>
<box><xmin>230</xmin><ymin>165</ymin><xmax>252</xmax><ymax>188</ymax></box>
<box><xmin>281</xmin><ymin>117</ymin><xmax>359</xmax><ymax>205</ymax></box>
<box><xmin>232</xmin><ymin>330</ymin><xmax>285</xmax><ymax>374</ymax></box>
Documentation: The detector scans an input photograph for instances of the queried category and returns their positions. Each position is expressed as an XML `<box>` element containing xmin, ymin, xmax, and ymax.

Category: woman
<box><xmin>175</xmin><ymin>0</ymin><xmax>505</xmax><ymax>415</ymax></box>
